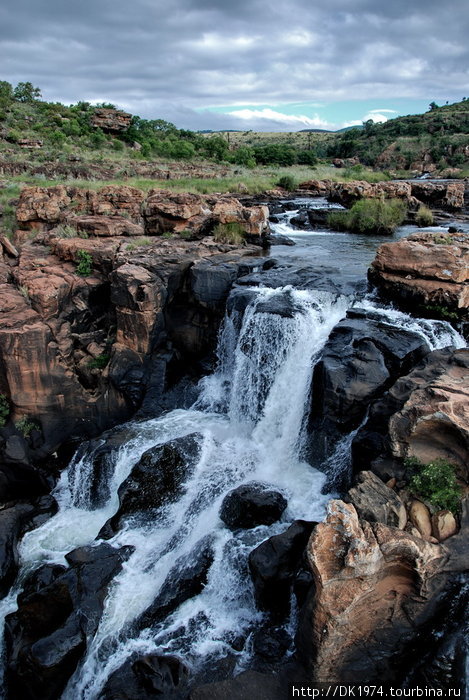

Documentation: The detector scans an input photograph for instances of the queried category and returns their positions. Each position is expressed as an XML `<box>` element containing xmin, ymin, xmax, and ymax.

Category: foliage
<box><xmin>406</xmin><ymin>457</ymin><xmax>462</xmax><ymax>513</ymax></box>
<box><xmin>13</xmin><ymin>81</ymin><xmax>42</xmax><ymax>102</ymax></box>
<box><xmin>433</xmin><ymin>233</ymin><xmax>454</xmax><ymax>245</ymax></box>
<box><xmin>76</xmin><ymin>249</ymin><xmax>93</xmax><ymax>276</ymax></box>
<box><xmin>420</xmin><ymin>304</ymin><xmax>459</xmax><ymax>322</ymax></box>
<box><xmin>0</xmin><ymin>394</ymin><xmax>9</xmax><ymax>427</ymax></box>
<box><xmin>328</xmin><ymin>198</ymin><xmax>407</xmax><ymax>235</ymax></box>
<box><xmin>88</xmin><ymin>354</ymin><xmax>110</xmax><ymax>369</ymax></box>
<box><xmin>415</xmin><ymin>205</ymin><xmax>434</xmax><ymax>227</ymax></box>
<box><xmin>15</xmin><ymin>416</ymin><xmax>38</xmax><ymax>437</ymax></box>
<box><xmin>212</xmin><ymin>222</ymin><xmax>245</xmax><ymax>245</ymax></box>
<box><xmin>54</xmin><ymin>224</ymin><xmax>79</xmax><ymax>238</ymax></box>
<box><xmin>275</xmin><ymin>174</ymin><xmax>296</xmax><ymax>191</ymax></box>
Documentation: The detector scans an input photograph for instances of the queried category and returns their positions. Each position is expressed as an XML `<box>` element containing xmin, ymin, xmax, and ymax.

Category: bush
<box><xmin>275</xmin><ymin>174</ymin><xmax>296</xmax><ymax>191</ymax></box>
<box><xmin>407</xmin><ymin>457</ymin><xmax>462</xmax><ymax>513</ymax></box>
<box><xmin>415</xmin><ymin>205</ymin><xmax>434</xmax><ymax>227</ymax></box>
<box><xmin>328</xmin><ymin>198</ymin><xmax>407</xmax><ymax>235</ymax></box>
<box><xmin>0</xmin><ymin>394</ymin><xmax>9</xmax><ymax>427</ymax></box>
<box><xmin>15</xmin><ymin>417</ymin><xmax>38</xmax><ymax>438</ymax></box>
<box><xmin>212</xmin><ymin>222</ymin><xmax>246</xmax><ymax>245</ymax></box>
<box><xmin>76</xmin><ymin>249</ymin><xmax>93</xmax><ymax>276</ymax></box>
<box><xmin>88</xmin><ymin>354</ymin><xmax>110</xmax><ymax>369</ymax></box>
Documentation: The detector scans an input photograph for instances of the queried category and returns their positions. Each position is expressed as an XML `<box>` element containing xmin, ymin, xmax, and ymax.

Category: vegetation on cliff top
<box><xmin>1</xmin><ymin>79</ymin><xmax>468</xmax><ymax>178</ymax></box>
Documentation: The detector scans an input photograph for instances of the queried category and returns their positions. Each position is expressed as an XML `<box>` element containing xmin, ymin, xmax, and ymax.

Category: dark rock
<box><xmin>136</xmin><ymin>535</ymin><xmax>214</xmax><ymax>632</ymax></box>
<box><xmin>248</xmin><ymin>520</ymin><xmax>315</xmax><ymax>618</ymax></box>
<box><xmin>290</xmin><ymin>211</ymin><xmax>309</xmax><ymax>229</ymax></box>
<box><xmin>220</xmin><ymin>482</ymin><xmax>287</xmax><ymax>530</ymax></box>
<box><xmin>5</xmin><ymin>543</ymin><xmax>133</xmax><ymax>700</ymax></box>
<box><xmin>99</xmin><ymin>653</ymin><xmax>190</xmax><ymax>699</ymax></box>
<box><xmin>0</xmin><ymin>461</ymin><xmax>50</xmax><ymax>504</ymax></box>
<box><xmin>190</xmin><ymin>261</ymin><xmax>238</xmax><ymax>311</ymax></box>
<box><xmin>4</xmin><ymin>436</ymin><xmax>29</xmax><ymax>463</ymax></box>
<box><xmin>99</xmin><ymin>433</ymin><xmax>201</xmax><ymax>537</ymax></box>
<box><xmin>190</xmin><ymin>670</ymin><xmax>285</xmax><ymax>700</ymax></box>
<box><xmin>252</xmin><ymin>626</ymin><xmax>292</xmax><ymax>661</ymax></box>
<box><xmin>308</xmin><ymin>314</ymin><xmax>430</xmax><ymax>475</ymax></box>
<box><xmin>264</xmin><ymin>234</ymin><xmax>296</xmax><ymax>246</ymax></box>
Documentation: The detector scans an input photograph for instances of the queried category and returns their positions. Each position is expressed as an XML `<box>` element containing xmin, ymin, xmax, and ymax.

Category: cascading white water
<box><xmin>0</xmin><ymin>276</ymin><xmax>465</xmax><ymax>699</ymax></box>
<box><xmin>1</xmin><ymin>286</ymin><xmax>347</xmax><ymax>699</ymax></box>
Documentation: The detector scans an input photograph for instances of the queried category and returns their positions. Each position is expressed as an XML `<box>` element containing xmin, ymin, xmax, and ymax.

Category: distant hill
<box><xmin>327</xmin><ymin>100</ymin><xmax>469</xmax><ymax>172</ymax></box>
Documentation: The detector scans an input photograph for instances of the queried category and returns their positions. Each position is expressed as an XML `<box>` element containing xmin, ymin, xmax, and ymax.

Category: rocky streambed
<box><xmin>0</xmin><ymin>184</ymin><xmax>467</xmax><ymax>698</ymax></box>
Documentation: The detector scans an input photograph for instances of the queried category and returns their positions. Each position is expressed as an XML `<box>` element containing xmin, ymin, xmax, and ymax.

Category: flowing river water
<box><xmin>0</xmin><ymin>197</ymin><xmax>466</xmax><ymax>698</ymax></box>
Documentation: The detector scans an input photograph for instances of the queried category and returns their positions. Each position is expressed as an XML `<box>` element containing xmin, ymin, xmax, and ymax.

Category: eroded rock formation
<box><xmin>0</xmin><ymin>186</ymin><xmax>270</xmax><ymax>455</ymax></box>
<box><xmin>369</xmin><ymin>231</ymin><xmax>469</xmax><ymax>321</ymax></box>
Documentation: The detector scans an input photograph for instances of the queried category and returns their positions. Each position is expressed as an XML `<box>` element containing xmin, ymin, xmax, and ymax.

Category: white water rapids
<box><xmin>0</xmin><ymin>278</ymin><xmax>465</xmax><ymax>698</ymax></box>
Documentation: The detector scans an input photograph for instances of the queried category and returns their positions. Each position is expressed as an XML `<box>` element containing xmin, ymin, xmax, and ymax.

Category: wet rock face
<box><xmin>219</xmin><ymin>482</ymin><xmax>288</xmax><ymax>530</ymax></box>
<box><xmin>5</xmin><ymin>543</ymin><xmax>134</xmax><ymax>700</ymax></box>
<box><xmin>353</xmin><ymin>347</ymin><xmax>469</xmax><ymax>477</ymax></box>
<box><xmin>369</xmin><ymin>231</ymin><xmax>469</xmax><ymax>321</ymax></box>
<box><xmin>99</xmin><ymin>653</ymin><xmax>190</xmax><ymax>699</ymax></box>
<box><xmin>248</xmin><ymin>520</ymin><xmax>316</xmax><ymax>619</ymax></box>
<box><xmin>99</xmin><ymin>433</ymin><xmax>202</xmax><ymax>536</ymax></box>
<box><xmin>308</xmin><ymin>311</ymin><xmax>430</xmax><ymax>473</ymax></box>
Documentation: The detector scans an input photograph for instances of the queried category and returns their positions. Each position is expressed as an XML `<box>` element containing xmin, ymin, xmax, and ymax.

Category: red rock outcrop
<box><xmin>297</xmin><ymin>178</ymin><xmax>466</xmax><ymax>211</ymax></box>
<box><xmin>353</xmin><ymin>347</ymin><xmax>469</xmax><ymax>477</ymax></box>
<box><xmin>369</xmin><ymin>231</ymin><xmax>469</xmax><ymax>319</ymax></box>
<box><xmin>90</xmin><ymin>108</ymin><xmax>132</xmax><ymax>133</ymax></box>
<box><xmin>296</xmin><ymin>498</ymin><xmax>459</xmax><ymax>682</ymax></box>
<box><xmin>0</xmin><ymin>187</ymin><xmax>270</xmax><ymax>453</ymax></box>
<box><xmin>15</xmin><ymin>186</ymin><xmax>269</xmax><ymax>241</ymax></box>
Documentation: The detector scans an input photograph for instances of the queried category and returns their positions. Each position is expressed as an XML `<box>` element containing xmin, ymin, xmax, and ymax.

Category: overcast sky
<box><xmin>1</xmin><ymin>0</ymin><xmax>468</xmax><ymax>131</ymax></box>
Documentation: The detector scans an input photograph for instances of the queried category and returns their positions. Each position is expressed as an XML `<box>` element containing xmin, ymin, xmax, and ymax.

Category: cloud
<box><xmin>227</xmin><ymin>108</ymin><xmax>333</xmax><ymax>130</ymax></box>
<box><xmin>0</xmin><ymin>0</ymin><xmax>468</xmax><ymax>130</ymax></box>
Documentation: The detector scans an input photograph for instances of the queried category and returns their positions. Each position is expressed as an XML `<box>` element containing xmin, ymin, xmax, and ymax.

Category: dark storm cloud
<box><xmin>1</xmin><ymin>0</ymin><xmax>468</xmax><ymax>129</ymax></box>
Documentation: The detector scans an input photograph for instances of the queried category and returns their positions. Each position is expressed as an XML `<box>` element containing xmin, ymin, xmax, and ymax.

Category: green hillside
<box><xmin>327</xmin><ymin>100</ymin><xmax>469</xmax><ymax>171</ymax></box>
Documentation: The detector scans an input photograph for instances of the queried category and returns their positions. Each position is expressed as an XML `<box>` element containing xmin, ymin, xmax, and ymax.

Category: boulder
<box><xmin>219</xmin><ymin>482</ymin><xmax>287</xmax><ymax>530</ymax></box>
<box><xmin>248</xmin><ymin>520</ymin><xmax>316</xmax><ymax>618</ymax></box>
<box><xmin>99</xmin><ymin>653</ymin><xmax>190</xmax><ymax>699</ymax></box>
<box><xmin>369</xmin><ymin>231</ymin><xmax>469</xmax><ymax>320</ymax></box>
<box><xmin>409</xmin><ymin>500</ymin><xmax>433</xmax><ymax>539</ymax></box>
<box><xmin>5</xmin><ymin>543</ymin><xmax>133</xmax><ymax>700</ymax></box>
<box><xmin>100</xmin><ymin>434</ymin><xmax>201</xmax><ymax>536</ymax></box>
<box><xmin>90</xmin><ymin>108</ymin><xmax>132</xmax><ymax>133</ymax></box>
<box><xmin>346</xmin><ymin>471</ymin><xmax>407</xmax><ymax>529</ymax></box>
<box><xmin>190</xmin><ymin>670</ymin><xmax>284</xmax><ymax>700</ymax></box>
<box><xmin>136</xmin><ymin>536</ymin><xmax>214</xmax><ymax>632</ymax></box>
<box><xmin>296</xmin><ymin>499</ymin><xmax>448</xmax><ymax>682</ymax></box>
<box><xmin>432</xmin><ymin>510</ymin><xmax>458</xmax><ymax>542</ymax></box>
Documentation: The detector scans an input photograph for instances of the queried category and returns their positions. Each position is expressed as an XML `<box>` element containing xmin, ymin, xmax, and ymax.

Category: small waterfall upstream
<box><xmin>0</xmin><ymin>275</ymin><xmax>465</xmax><ymax>697</ymax></box>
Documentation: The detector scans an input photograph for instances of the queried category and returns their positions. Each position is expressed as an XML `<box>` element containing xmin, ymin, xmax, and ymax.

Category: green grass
<box><xmin>406</xmin><ymin>457</ymin><xmax>463</xmax><ymax>514</ymax></box>
<box><xmin>328</xmin><ymin>198</ymin><xmax>407</xmax><ymax>235</ymax></box>
<box><xmin>415</xmin><ymin>205</ymin><xmax>434</xmax><ymax>227</ymax></box>
<box><xmin>212</xmin><ymin>222</ymin><xmax>246</xmax><ymax>245</ymax></box>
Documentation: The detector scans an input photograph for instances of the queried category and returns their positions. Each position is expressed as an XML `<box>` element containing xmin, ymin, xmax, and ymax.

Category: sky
<box><xmin>1</xmin><ymin>0</ymin><xmax>468</xmax><ymax>132</ymax></box>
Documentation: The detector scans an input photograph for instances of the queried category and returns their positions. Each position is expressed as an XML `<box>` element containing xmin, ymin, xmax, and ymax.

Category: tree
<box><xmin>13</xmin><ymin>81</ymin><xmax>42</xmax><ymax>102</ymax></box>
<box><xmin>0</xmin><ymin>81</ymin><xmax>13</xmax><ymax>101</ymax></box>
<box><xmin>428</xmin><ymin>101</ymin><xmax>438</xmax><ymax>111</ymax></box>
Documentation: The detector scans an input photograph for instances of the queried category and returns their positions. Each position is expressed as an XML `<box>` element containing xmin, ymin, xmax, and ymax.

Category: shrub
<box><xmin>76</xmin><ymin>249</ymin><xmax>93</xmax><ymax>277</ymax></box>
<box><xmin>54</xmin><ymin>224</ymin><xmax>78</xmax><ymax>238</ymax></box>
<box><xmin>328</xmin><ymin>198</ymin><xmax>407</xmax><ymax>235</ymax></box>
<box><xmin>88</xmin><ymin>354</ymin><xmax>110</xmax><ymax>369</ymax></box>
<box><xmin>0</xmin><ymin>394</ymin><xmax>9</xmax><ymax>427</ymax></box>
<box><xmin>275</xmin><ymin>174</ymin><xmax>296</xmax><ymax>191</ymax></box>
<box><xmin>433</xmin><ymin>233</ymin><xmax>454</xmax><ymax>245</ymax></box>
<box><xmin>15</xmin><ymin>417</ymin><xmax>38</xmax><ymax>438</ymax></box>
<box><xmin>212</xmin><ymin>222</ymin><xmax>246</xmax><ymax>245</ymax></box>
<box><xmin>407</xmin><ymin>457</ymin><xmax>462</xmax><ymax>513</ymax></box>
<box><xmin>415</xmin><ymin>205</ymin><xmax>434</xmax><ymax>227</ymax></box>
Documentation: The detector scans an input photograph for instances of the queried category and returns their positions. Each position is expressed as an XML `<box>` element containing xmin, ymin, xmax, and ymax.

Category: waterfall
<box><xmin>2</xmin><ymin>287</ymin><xmax>346</xmax><ymax>699</ymax></box>
<box><xmin>1</xmin><ymin>280</ymin><xmax>465</xmax><ymax>699</ymax></box>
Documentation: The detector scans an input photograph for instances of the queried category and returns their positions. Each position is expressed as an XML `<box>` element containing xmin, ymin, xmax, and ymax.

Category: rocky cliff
<box><xmin>0</xmin><ymin>186</ymin><xmax>270</xmax><ymax>463</ymax></box>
